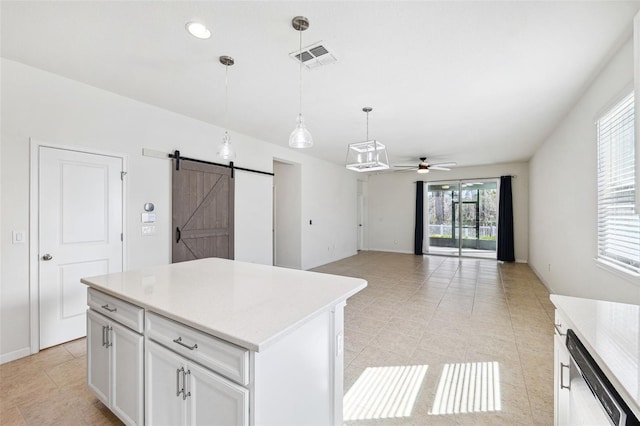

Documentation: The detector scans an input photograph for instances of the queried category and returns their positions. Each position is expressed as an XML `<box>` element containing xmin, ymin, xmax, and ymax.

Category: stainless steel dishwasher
<box><xmin>561</xmin><ymin>329</ymin><xmax>639</xmax><ymax>426</ymax></box>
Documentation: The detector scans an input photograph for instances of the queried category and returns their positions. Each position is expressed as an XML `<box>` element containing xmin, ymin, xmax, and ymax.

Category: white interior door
<box><xmin>357</xmin><ymin>193</ymin><xmax>365</xmax><ymax>251</ymax></box>
<box><xmin>39</xmin><ymin>146</ymin><xmax>123</xmax><ymax>349</ymax></box>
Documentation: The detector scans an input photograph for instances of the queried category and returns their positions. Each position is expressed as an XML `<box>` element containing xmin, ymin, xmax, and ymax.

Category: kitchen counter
<box><xmin>81</xmin><ymin>257</ymin><xmax>367</xmax><ymax>351</ymax></box>
<box><xmin>551</xmin><ymin>294</ymin><xmax>640</xmax><ymax>419</ymax></box>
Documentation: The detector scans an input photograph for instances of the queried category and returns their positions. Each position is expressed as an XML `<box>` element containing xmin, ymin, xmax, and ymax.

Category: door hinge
<box><xmin>120</xmin><ymin>171</ymin><xmax>127</xmax><ymax>180</ymax></box>
<box><xmin>120</xmin><ymin>233</ymin><xmax>123</xmax><ymax>242</ymax></box>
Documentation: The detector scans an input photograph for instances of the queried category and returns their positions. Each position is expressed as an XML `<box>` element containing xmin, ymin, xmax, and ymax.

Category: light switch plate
<box><xmin>12</xmin><ymin>230</ymin><xmax>25</xmax><ymax>244</ymax></box>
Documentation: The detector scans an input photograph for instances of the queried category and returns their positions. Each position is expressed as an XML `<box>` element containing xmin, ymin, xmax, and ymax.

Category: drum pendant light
<box><xmin>217</xmin><ymin>55</ymin><xmax>236</xmax><ymax>160</ymax></box>
<box><xmin>289</xmin><ymin>16</ymin><xmax>313</xmax><ymax>149</ymax></box>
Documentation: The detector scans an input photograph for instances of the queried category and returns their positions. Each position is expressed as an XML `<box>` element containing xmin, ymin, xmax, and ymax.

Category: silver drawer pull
<box><xmin>554</xmin><ymin>323</ymin><xmax>565</xmax><ymax>336</ymax></box>
<box><xmin>173</xmin><ymin>337</ymin><xmax>198</xmax><ymax>350</ymax></box>
<box><xmin>101</xmin><ymin>304</ymin><xmax>117</xmax><ymax>313</ymax></box>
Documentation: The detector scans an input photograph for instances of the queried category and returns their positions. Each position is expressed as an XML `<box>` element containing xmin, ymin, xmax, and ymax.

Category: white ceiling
<box><xmin>2</xmin><ymin>1</ymin><xmax>639</xmax><ymax>169</ymax></box>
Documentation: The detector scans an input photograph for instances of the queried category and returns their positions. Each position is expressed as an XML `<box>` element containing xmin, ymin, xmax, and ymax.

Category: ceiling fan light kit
<box><xmin>417</xmin><ymin>163</ymin><xmax>429</xmax><ymax>174</ymax></box>
<box><xmin>345</xmin><ymin>107</ymin><xmax>390</xmax><ymax>172</ymax></box>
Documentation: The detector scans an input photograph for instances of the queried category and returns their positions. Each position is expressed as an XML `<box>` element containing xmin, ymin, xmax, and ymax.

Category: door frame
<box><xmin>29</xmin><ymin>138</ymin><xmax>128</xmax><ymax>354</ymax></box>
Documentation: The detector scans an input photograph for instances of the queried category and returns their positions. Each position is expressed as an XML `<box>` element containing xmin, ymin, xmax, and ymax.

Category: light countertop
<box><xmin>81</xmin><ymin>258</ymin><xmax>367</xmax><ymax>352</ymax></box>
<box><xmin>551</xmin><ymin>294</ymin><xmax>640</xmax><ymax>418</ymax></box>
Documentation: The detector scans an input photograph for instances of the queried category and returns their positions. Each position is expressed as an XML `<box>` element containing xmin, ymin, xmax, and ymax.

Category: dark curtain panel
<box><xmin>414</xmin><ymin>181</ymin><xmax>424</xmax><ymax>255</ymax></box>
<box><xmin>497</xmin><ymin>175</ymin><xmax>515</xmax><ymax>262</ymax></box>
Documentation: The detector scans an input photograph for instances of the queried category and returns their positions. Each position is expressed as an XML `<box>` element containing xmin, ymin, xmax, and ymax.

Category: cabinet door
<box><xmin>187</xmin><ymin>361</ymin><xmax>249</xmax><ymax>426</ymax></box>
<box><xmin>111</xmin><ymin>321</ymin><xmax>144</xmax><ymax>426</ymax></box>
<box><xmin>87</xmin><ymin>310</ymin><xmax>110</xmax><ymax>406</ymax></box>
<box><xmin>146</xmin><ymin>340</ymin><xmax>187</xmax><ymax>426</ymax></box>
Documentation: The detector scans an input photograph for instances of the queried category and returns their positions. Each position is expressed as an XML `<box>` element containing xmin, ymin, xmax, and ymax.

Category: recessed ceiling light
<box><xmin>185</xmin><ymin>22</ymin><xmax>211</xmax><ymax>39</ymax></box>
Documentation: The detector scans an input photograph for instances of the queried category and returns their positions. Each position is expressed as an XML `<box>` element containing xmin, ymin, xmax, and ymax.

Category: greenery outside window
<box><xmin>597</xmin><ymin>91</ymin><xmax>640</xmax><ymax>276</ymax></box>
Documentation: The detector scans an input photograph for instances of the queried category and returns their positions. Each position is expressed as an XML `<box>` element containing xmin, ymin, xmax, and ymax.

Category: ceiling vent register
<box><xmin>289</xmin><ymin>41</ymin><xmax>337</xmax><ymax>70</ymax></box>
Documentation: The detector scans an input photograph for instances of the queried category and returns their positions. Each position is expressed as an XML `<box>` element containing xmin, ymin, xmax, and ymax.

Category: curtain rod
<box><xmin>166</xmin><ymin>150</ymin><xmax>274</xmax><ymax>178</ymax></box>
<box><xmin>414</xmin><ymin>175</ymin><xmax>516</xmax><ymax>184</ymax></box>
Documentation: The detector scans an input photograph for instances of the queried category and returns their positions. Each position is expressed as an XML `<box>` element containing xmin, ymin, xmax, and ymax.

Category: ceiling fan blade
<box><xmin>394</xmin><ymin>168</ymin><xmax>418</xmax><ymax>173</ymax></box>
<box><xmin>429</xmin><ymin>162</ymin><xmax>457</xmax><ymax>168</ymax></box>
<box><xmin>392</xmin><ymin>165</ymin><xmax>417</xmax><ymax>169</ymax></box>
<box><xmin>428</xmin><ymin>166</ymin><xmax>451</xmax><ymax>171</ymax></box>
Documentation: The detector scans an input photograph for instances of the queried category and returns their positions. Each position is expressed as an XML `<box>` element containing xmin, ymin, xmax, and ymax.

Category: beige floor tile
<box><xmin>63</xmin><ymin>338</ymin><xmax>87</xmax><ymax>359</ymax></box>
<box><xmin>46</xmin><ymin>356</ymin><xmax>87</xmax><ymax>389</ymax></box>
<box><xmin>0</xmin><ymin>370</ymin><xmax>59</xmax><ymax>412</ymax></box>
<box><xmin>0</xmin><ymin>406</ymin><xmax>27</xmax><ymax>425</ymax></box>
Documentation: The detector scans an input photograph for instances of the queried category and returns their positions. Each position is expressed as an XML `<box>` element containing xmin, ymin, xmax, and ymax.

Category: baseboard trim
<box><xmin>528</xmin><ymin>263</ymin><xmax>555</xmax><ymax>293</ymax></box>
<box><xmin>0</xmin><ymin>347</ymin><xmax>31</xmax><ymax>365</ymax></box>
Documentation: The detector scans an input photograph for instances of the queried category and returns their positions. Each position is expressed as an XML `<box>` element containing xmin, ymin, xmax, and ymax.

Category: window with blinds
<box><xmin>597</xmin><ymin>91</ymin><xmax>640</xmax><ymax>275</ymax></box>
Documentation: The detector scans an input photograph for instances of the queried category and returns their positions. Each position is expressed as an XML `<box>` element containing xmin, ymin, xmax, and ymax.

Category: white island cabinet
<box><xmin>87</xmin><ymin>288</ymin><xmax>144</xmax><ymax>426</ymax></box>
<box><xmin>82</xmin><ymin>258</ymin><xmax>367</xmax><ymax>426</ymax></box>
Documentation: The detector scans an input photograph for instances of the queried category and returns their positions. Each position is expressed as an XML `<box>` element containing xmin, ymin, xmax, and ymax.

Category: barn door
<box><xmin>172</xmin><ymin>160</ymin><xmax>234</xmax><ymax>262</ymax></box>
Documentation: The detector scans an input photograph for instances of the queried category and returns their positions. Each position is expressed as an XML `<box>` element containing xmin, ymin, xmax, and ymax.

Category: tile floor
<box><xmin>313</xmin><ymin>251</ymin><xmax>554</xmax><ymax>426</ymax></box>
<box><xmin>0</xmin><ymin>251</ymin><xmax>554</xmax><ymax>425</ymax></box>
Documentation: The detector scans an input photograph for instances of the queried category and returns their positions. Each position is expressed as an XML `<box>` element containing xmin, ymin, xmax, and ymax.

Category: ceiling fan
<box><xmin>394</xmin><ymin>157</ymin><xmax>457</xmax><ymax>174</ymax></box>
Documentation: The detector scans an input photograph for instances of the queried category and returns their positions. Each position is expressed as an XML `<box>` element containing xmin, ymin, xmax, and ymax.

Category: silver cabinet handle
<box><xmin>560</xmin><ymin>362</ymin><xmax>570</xmax><ymax>390</ymax></box>
<box><xmin>102</xmin><ymin>325</ymin><xmax>107</xmax><ymax>347</ymax></box>
<box><xmin>176</xmin><ymin>367</ymin><xmax>184</xmax><ymax>398</ymax></box>
<box><xmin>101</xmin><ymin>304</ymin><xmax>117</xmax><ymax>313</ymax></box>
<box><xmin>554</xmin><ymin>323</ymin><xmax>566</xmax><ymax>336</ymax></box>
<box><xmin>41</xmin><ymin>254</ymin><xmax>53</xmax><ymax>261</ymax></box>
<box><xmin>183</xmin><ymin>369</ymin><xmax>191</xmax><ymax>400</ymax></box>
<box><xmin>105</xmin><ymin>326</ymin><xmax>112</xmax><ymax>347</ymax></box>
<box><xmin>173</xmin><ymin>337</ymin><xmax>198</xmax><ymax>350</ymax></box>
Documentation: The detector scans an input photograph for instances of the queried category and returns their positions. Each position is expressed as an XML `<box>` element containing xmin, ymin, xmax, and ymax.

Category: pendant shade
<box><xmin>345</xmin><ymin>107</ymin><xmax>389</xmax><ymax>172</ymax></box>
<box><xmin>289</xmin><ymin>113</ymin><xmax>313</xmax><ymax>148</ymax></box>
<box><xmin>345</xmin><ymin>140</ymin><xmax>390</xmax><ymax>172</ymax></box>
<box><xmin>217</xmin><ymin>131</ymin><xmax>235</xmax><ymax>160</ymax></box>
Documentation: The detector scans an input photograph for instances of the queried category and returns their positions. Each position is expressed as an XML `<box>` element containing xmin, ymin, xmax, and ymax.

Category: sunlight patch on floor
<box><xmin>343</xmin><ymin>365</ymin><xmax>428</xmax><ymax>421</ymax></box>
<box><xmin>430</xmin><ymin>361</ymin><xmax>501</xmax><ymax>415</ymax></box>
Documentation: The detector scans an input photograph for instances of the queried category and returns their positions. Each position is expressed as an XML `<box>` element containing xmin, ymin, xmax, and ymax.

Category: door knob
<box><xmin>41</xmin><ymin>254</ymin><xmax>53</xmax><ymax>261</ymax></box>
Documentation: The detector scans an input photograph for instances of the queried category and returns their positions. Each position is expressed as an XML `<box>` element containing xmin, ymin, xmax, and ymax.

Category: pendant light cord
<box><xmin>366</xmin><ymin>110</ymin><xmax>369</xmax><ymax>141</ymax></box>
<box><xmin>298</xmin><ymin>27</ymin><xmax>303</xmax><ymax>116</ymax></box>
<box><xmin>224</xmin><ymin>64</ymin><xmax>229</xmax><ymax>134</ymax></box>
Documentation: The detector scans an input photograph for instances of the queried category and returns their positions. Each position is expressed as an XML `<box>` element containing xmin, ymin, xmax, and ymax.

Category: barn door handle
<box><xmin>176</xmin><ymin>227</ymin><xmax>181</xmax><ymax>243</ymax></box>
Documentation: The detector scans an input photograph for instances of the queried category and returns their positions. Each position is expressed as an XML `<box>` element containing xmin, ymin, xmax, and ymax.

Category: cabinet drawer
<box><xmin>88</xmin><ymin>288</ymin><xmax>144</xmax><ymax>333</ymax></box>
<box><xmin>146</xmin><ymin>312</ymin><xmax>249</xmax><ymax>386</ymax></box>
<box><xmin>554</xmin><ymin>310</ymin><xmax>569</xmax><ymax>338</ymax></box>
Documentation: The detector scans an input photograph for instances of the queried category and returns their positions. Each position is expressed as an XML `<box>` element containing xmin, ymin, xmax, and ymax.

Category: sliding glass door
<box><xmin>426</xmin><ymin>179</ymin><xmax>498</xmax><ymax>259</ymax></box>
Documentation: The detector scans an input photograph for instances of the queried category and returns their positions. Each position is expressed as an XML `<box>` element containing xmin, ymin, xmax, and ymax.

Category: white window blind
<box><xmin>597</xmin><ymin>92</ymin><xmax>640</xmax><ymax>275</ymax></box>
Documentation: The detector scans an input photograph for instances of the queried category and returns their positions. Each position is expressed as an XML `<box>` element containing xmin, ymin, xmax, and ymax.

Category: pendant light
<box><xmin>217</xmin><ymin>55</ymin><xmax>236</xmax><ymax>160</ymax></box>
<box><xmin>345</xmin><ymin>107</ymin><xmax>390</xmax><ymax>172</ymax></box>
<box><xmin>289</xmin><ymin>16</ymin><xmax>313</xmax><ymax>148</ymax></box>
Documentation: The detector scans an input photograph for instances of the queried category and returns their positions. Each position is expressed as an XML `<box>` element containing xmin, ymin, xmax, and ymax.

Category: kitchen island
<box><xmin>81</xmin><ymin>257</ymin><xmax>367</xmax><ymax>426</ymax></box>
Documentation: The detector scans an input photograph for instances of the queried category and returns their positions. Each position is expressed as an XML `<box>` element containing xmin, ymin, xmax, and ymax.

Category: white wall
<box><xmin>301</xmin><ymin>160</ymin><xmax>358</xmax><ymax>270</ymax></box>
<box><xmin>0</xmin><ymin>58</ymin><xmax>359</xmax><ymax>362</ymax></box>
<box><xmin>529</xmin><ymin>38</ymin><xmax>640</xmax><ymax>304</ymax></box>
<box><xmin>367</xmin><ymin>162</ymin><xmax>529</xmax><ymax>262</ymax></box>
<box><xmin>274</xmin><ymin>160</ymin><xmax>302</xmax><ymax>269</ymax></box>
